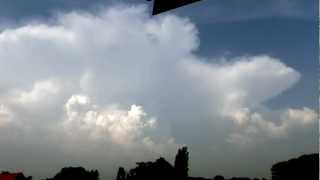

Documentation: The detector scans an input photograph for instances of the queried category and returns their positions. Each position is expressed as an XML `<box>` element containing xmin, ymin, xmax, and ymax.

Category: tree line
<box><xmin>1</xmin><ymin>147</ymin><xmax>318</xmax><ymax>180</ymax></box>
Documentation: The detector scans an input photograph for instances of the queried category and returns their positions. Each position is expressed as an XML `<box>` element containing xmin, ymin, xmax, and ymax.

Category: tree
<box><xmin>116</xmin><ymin>167</ymin><xmax>126</xmax><ymax>180</ymax></box>
<box><xmin>45</xmin><ymin>167</ymin><xmax>99</xmax><ymax>180</ymax></box>
<box><xmin>174</xmin><ymin>146</ymin><xmax>189</xmax><ymax>180</ymax></box>
<box><xmin>213</xmin><ymin>175</ymin><xmax>225</xmax><ymax>180</ymax></box>
<box><xmin>271</xmin><ymin>154</ymin><xmax>318</xmax><ymax>180</ymax></box>
<box><xmin>126</xmin><ymin>158</ymin><xmax>174</xmax><ymax>180</ymax></box>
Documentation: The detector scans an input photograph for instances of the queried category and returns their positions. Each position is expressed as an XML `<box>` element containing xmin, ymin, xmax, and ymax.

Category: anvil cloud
<box><xmin>0</xmin><ymin>5</ymin><xmax>316</xmax><ymax>179</ymax></box>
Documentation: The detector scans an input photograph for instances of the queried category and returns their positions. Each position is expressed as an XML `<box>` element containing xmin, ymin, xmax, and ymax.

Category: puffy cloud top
<box><xmin>64</xmin><ymin>95</ymin><xmax>157</xmax><ymax>146</ymax></box>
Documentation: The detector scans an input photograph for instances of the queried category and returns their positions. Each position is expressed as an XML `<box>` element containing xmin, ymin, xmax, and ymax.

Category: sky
<box><xmin>0</xmin><ymin>0</ymin><xmax>318</xmax><ymax>179</ymax></box>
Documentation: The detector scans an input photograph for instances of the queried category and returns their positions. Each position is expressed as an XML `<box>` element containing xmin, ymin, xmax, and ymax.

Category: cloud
<box><xmin>63</xmin><ymin>94</ymin><xmax>157</xmax><ymax>146</ymax></box>
<box><xmin>14</xmin><ymin>80</ymin><xmax>60</xmax><ymax>105</ymax></box>
<box><xmin>0</xmin><ymin>104</ymin><xmax>12</xmax><ymax>127</ymax></box>
<box><xmin>182</xmin><ymin>55</ymin><xmax>316</xmax><ymax>147</ymax></box>
<box><xmin>286</xmin><ymin>107</ymin><xmax>318</xmax><ymax>124</ymax></box>
<box><xmin>227</xmin><ymin>107</ymin><xmax>317</xmax><ymax>146</ymax></box>
<box><xmin>183</xmin><ymin>55</ymin><xmax>300</xmax><ymax>120</ymax></box>
<box><xmin>58</xmin><ymin>94</ymin><xmax>178</xmax><ymax>165</ymax></box>
<box><xmin>0</xmin><ymin>4</ymin><xmax>315</xmax><ymax>179</ymax></box>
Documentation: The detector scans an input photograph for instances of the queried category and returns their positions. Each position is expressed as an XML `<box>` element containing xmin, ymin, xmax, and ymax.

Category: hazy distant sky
<box><xmin>0</xmin><ymin>0</ymin><xmax>317</xmax><ymax>180</ymax></box>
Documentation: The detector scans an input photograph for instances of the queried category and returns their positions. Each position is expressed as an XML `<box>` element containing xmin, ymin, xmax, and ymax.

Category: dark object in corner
<box><xmin>271</xmin><ymin>153</ymin><xmax>319</xmax><ymax>180</ymax></box>
<box><xmin>151</xmin><ymin>0</ymin><xmax>201</xmax><ymax>15</ymax></box>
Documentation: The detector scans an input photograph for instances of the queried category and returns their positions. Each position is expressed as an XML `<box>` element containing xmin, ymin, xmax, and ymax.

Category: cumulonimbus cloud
<box><xmin>0</xmin><ymin>4</ymin><xmax>316</xmax><ymax>179</ymax></box>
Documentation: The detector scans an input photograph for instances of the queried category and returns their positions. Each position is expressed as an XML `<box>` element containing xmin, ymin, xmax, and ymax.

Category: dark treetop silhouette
<box><xmin>271</xmin><ymin>154</ymin><xmax>319</xmax><ymax>180</ymax></box>
<box><xmin>45</xmin><ymin>167</ymin><xmax>99</xmax><ymax>180</ymax></box>
<box><xmin>116</xmin><ymin>147</ymin><xmax>269</xmax><ymax>180</ymax></box>
<box><xmin>116</xmin><ymin>147</ymin><xmax>190</xmax><ymax>180</ymax></box>
<box><xmin>1</xmin><ymin>147</ymin><xmax>318</xmax><ymax>180</ymax></box>
<box><xmin>174</xmin><ymin>146</ymin><xmax>189</xmax><ymax>179</ymax></box>
<box><xmin>115</xmin><ymin>147</ymin><xmax>318</xmax><ymax>180</ymax></box>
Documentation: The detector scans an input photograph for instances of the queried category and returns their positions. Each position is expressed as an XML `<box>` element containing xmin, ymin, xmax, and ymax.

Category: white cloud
<box><xmin>184</xmin><ymin>56</ymin><xmax>300</xmax><ymax>116</ymax></box>
<box><xmin>286</xmin><ymin>107</ymin><xmax>318</xmax><ymax>124</ymax></box>
<box><xmin>227</xmin><ymin>107</ymin><xmax>317</xmax><ymax>145</ymax></box>
<box><xmin>183</xmin><ymin>55</ymin><xmax>313</xmax><ymax>146</ymax></box>
<box><xmin>63</xmin><ymin>94</ymin><xmax>158</xmax><ymax>146</ymax></box>
<box><xmin>0</xmin><ymin>104</ymin><xmax>12</xmax><ymax>127</ymax></box>
<box><xmin>14</xmin><ymin>80</ymin><xmax>60</xmax><ymax>105</ymax></box>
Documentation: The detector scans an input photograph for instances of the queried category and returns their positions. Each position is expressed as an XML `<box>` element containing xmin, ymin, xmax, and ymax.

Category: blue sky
<box><xmin>0</xmin><ymin>0</ymin><xmax>317</xmax><ymax>179</ymax></box>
